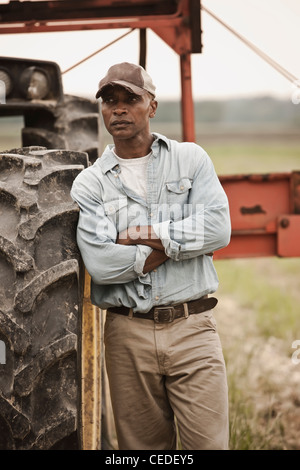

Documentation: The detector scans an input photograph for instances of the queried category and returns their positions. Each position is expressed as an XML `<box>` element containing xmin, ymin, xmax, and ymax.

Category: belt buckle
<box><xmin>153</xmin><ymin>306</ymin><xmax>175</xmax><ymax>323</ymax></box>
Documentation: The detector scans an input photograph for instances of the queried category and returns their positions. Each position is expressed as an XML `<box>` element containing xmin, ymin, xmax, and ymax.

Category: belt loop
<box><xmin>183</xmin><ymin>302</ymin><xmax>189</xmax><ymax>318</ymax></box>
<box><xmin>128</xmin><ymin>308</ymin><xmax>133</xmax><ymax>320</ymax></box>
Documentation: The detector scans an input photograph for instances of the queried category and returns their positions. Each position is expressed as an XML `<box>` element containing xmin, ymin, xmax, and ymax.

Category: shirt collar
<box><xmin>98</xmin><ymin>145</ymin><xmax>118</xmax><ymax>174</ymax></box>
<box><xmin>151</xmin><ymin>132</ymin><xmax>170</xmax><ymax>152</ymax></box>
<box><xmin>98</xmin><ymin>133</ymin><xmax>170</xmax><ymax>174</ymax></box>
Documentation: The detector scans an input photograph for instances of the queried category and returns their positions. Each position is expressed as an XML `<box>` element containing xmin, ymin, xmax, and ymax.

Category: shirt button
<box><xmin>149</xmin><ymin>213</ymin><xmax>153</xmax><ymax>217</ymax></box>
<box><xmin>180</xmin><ymin>185</ymin><xmax>184</xmax><ymax>190</ymax></box>
<box><xmin>155</xmin><ymin>295</ymin><xmax>159</xmax><ymax>301</ymax></box>
<box><xmin>114</xmin><ymin>174</ymin><xmax>118</xmax><ymax>178</ymax></box>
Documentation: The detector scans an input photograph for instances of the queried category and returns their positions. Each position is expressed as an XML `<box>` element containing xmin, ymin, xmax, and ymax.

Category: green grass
<box><xmin>0</xmin><ymin>116</ymin><xmax>23</xmax><ymax>150</ymax></box>
<box><xmin>228</xmin><ymin>374</ymin><xmax>271</xmax><ymax>450</ymax></box>
<box><xmin>205</xmin><ymin>143</ymin><xmax>300</xmax><ymax>175</ymax></box>
<box><xmin>208</xmin><ymin>135</ymin><xmax>300</xmax><ymax>450</ymax></box>
<box><xmin>214</xmin><ymin>256</ymin><xmax>300</xmax><ymax>449</ymax></box>
<box><xmin>228</xmin><ymin>374</ymin><xmax>286</xmax><ymax>450</ymax></box>
<box><xmin>215</xmin><ymin>259</ymin><xmax>300</xmax><ymax>342</ymax></box>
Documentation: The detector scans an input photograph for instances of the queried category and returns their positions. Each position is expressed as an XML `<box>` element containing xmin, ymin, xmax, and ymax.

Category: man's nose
<box><xmin>113</xmin><ymin>102</ymin><xmax>127</xmax><ymax>115</ymax></box>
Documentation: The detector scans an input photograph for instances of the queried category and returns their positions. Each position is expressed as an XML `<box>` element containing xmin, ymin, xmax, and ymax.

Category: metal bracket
<box><xmin>278</xmin><ymin>215</ymin><xmax>300</xmax><ymax>257</ymax></box>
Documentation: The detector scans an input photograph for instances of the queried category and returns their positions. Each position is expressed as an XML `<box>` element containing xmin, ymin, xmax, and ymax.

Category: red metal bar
<box><xmin>0</xmin><ymin>0</ymin><xmax>183</xmax><ymax>35</ymax></box>
<box><xmin>215</xmin><ymin>172</ymin><xmax>300</xmax><ymax>259</ymax></box>
<box><xmin>0</xmin><ymin>17</ymin><xmax>183</xmax><ymax>34</ymax></box>
<box><xmin>180</xmin><ymin>53</ymin><xmax>195</xmax><ymax>142</ymax></box>
<box><xmin>0</xmin><ymin>0</ymin><xmax>181</xmax><ymax>26</ymax></box>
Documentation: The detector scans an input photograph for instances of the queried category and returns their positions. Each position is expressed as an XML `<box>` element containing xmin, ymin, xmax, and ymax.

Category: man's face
<box><xmin>101</xmin><ymin>85</ymin><xmax>157</xmax><ymax>140</ymax></box>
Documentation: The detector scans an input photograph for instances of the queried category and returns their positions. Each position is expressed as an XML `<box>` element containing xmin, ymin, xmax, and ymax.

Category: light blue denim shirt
<box><xmin>70</xmin><ymin>133</ymin><xmax>231</xmax><ymax>313</ymax></box>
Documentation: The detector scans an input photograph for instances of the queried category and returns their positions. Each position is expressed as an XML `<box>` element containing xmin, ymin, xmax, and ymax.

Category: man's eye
<box><xmin>129</xmin><ymin>95</ymin><xmax>139</xmax><ymax>102</ymax></box>
<box><xmin>103</xmin><ymin>97</ymin><xmax>114</xmax><ymax>104</ymax></box>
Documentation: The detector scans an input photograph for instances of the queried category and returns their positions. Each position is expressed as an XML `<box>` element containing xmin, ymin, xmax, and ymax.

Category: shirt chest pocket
<box><xmin>103</xmin><ymin>197</ymin><xmax>128</xmax><ymax>232</ymax></box>
<box><xmin>166</xmin><ymin>178</ymin><xmax>192</xmax><ymax>219</ymax></box>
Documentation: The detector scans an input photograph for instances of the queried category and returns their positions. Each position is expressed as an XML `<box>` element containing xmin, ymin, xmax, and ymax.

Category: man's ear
<box><xmin>149</xmin><ymin>99</ymin><xmax>158</xmax><ymax>119</ymax></box>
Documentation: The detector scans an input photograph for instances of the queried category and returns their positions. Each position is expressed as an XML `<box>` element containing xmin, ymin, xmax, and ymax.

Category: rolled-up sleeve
<box><xmin>153</xmin><ymin>151</ymin><xmax>231</xmax><ymax>261</ymax></box>
<box><xmin>71</xmin><ymin>185</ymin><xmax>152</xmax><ymax>284</ymax></box>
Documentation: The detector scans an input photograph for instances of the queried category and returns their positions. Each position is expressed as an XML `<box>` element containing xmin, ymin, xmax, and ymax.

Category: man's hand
<box><xmin>116</xmin><ymin>226</ymin><xmax>168</xmax><ymax>273</ymax></box>
<box><xmin>142</xmin><ymin>249</ymin><xmax>169</xmax><ymax>274</ymax></box>
<box><xmin>117</xmin><ymin>225</ymin><xmax>164</xmax><ymax>251</ymax></box>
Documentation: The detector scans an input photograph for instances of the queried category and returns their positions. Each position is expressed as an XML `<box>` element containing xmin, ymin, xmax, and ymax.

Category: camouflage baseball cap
<box><xmin>95</xmin><ymin>62</ymin><xmax>156</xmax><ymax>99</ymax></box>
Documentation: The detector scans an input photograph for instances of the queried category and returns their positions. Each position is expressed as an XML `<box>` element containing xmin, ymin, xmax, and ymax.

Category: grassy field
<box><xmin>202</xmin><ymin>134</ymin><xmax>300</xmax><ymax>450</ymax></box>
<box><xmin>214</xmin><ymin>257</ymin><xmax>300</xmax><ymax>449</ymax></box>
<box><xmin>201</xmin><ymin>132</ymin><xmax>300</xmax><ymax>449</ymax></box>
<box><xmin>0</xmin><ymin>116</ymin><xmax>23</xmax><ymax>150</ymax></box>
<box><xmin>1</xmin><ymin>117</ymin><xmax>300</xmax><ymax>449</ymax></box>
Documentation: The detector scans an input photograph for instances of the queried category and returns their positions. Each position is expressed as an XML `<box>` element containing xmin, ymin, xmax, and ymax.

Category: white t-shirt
<box><xmin>112</xmin><ymin>148</ymin><xmax>151</xmax><ymax>201</ymax></box>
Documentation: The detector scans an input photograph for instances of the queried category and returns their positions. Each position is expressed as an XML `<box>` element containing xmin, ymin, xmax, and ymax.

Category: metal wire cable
<box><xmin>61</xmin><ymin>5</ymin><xmax>298</xmax><ymax>86</ymax></box>
<box><xmin>201</xmin><ymin>4</ymin><xmax>298</xmax><ymax>84</ymax></box>
<box><xmin>62</xmin><ymin>28</ymin><xmax>135</xmax><ymax>75</ymax></box>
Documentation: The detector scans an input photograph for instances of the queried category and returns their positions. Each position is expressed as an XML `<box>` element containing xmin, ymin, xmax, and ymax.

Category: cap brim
<box><xmin>95</xmin><ymin>80</ymin><xmax>146</xmax><ymax>99</ymax></box>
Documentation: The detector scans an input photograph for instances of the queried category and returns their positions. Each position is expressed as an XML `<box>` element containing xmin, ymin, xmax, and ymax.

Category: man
<box><xmin>71</xmin><ymin>62</ymin><xmax>231</xmax><ymax>450</ymax></box>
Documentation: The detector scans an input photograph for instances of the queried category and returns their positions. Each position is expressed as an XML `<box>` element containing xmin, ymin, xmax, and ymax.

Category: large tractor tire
<box><xmin>0</xmin><ymin>146</ymin><xmax>89</xmax><ymax>450</ymax></box>
<box><xmin>22</xmin><ymin>95</ymin><xmax>100</xmax><ymax>165</ymax></box>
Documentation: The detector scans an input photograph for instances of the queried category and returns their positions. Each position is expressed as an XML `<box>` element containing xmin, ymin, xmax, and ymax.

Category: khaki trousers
<box><xmin>104</xmin><ymin>308</ymin><xmax>229</xmax><ymax>450</ymax></box>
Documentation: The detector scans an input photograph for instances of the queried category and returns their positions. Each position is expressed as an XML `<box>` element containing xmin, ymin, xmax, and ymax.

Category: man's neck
<box><xmin>113</xmin><ymin>133</ymin><xmax>154</xmax><ymax>159</ymax></box>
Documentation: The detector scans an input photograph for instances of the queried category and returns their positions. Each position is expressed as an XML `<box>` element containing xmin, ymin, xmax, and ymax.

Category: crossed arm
<box><xmin>116</xmin><ymin>225</ymin><xmax>169</xmax><ymax>274</ymax></box>
<box><xmin>72</xmin><ymin>149</ymin><xmax>230</xmax><ymax>284</ymax></box>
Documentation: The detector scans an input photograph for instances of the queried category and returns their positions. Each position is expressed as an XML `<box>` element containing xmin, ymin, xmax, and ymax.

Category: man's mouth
<box><xmin>111</xmin><ymin>120</ymin><xmax>132</xmax><ymax>126</ymax></box>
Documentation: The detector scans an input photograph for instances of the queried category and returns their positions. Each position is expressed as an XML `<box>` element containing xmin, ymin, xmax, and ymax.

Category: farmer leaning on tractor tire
<box><xmin>71</xmin><ymin>62</ymin><xmax>231</xmax><ymax>450</ymax></box>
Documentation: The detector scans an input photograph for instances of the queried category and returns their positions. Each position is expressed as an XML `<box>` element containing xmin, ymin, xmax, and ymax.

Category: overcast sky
<box><xmin>1</xmin><ymin>0</ymin><xmax>299</xmax><ymax>101</ymax></box>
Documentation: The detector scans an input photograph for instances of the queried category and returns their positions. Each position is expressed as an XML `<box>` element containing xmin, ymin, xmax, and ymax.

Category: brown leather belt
<box><xmin>107</xmin><ymin>296</ymin><xmax>218</xmax><ymax>323</ymax></box>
